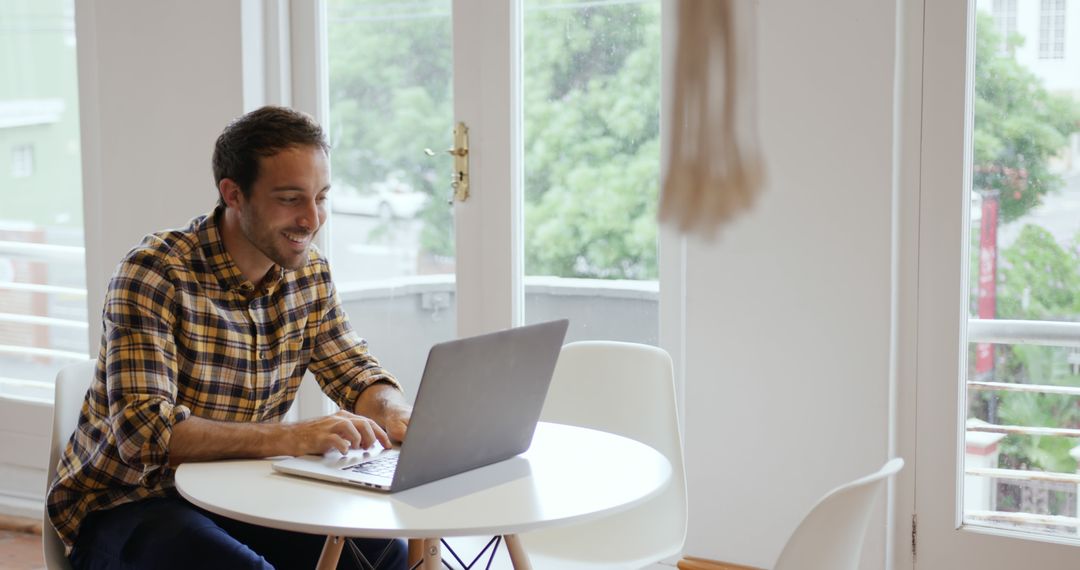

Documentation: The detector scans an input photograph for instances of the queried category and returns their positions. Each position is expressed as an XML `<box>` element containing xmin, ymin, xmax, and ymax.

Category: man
<box><xmin>47</xmin><ymin>106</ymin><xmax>412</xmax><ymax>569</ymax></box>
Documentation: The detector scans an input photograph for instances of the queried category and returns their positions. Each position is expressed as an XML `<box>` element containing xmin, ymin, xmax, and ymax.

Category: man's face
<box><xmin>235</xmin><ymin>145</ymin><xmax>330</xmax><ymax>271</ymax></box>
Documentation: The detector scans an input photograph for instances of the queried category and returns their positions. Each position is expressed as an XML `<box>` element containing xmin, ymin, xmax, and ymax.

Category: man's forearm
<box><xmin>168</xmin><ymin>415</ymin><xmax>286</xmax><ymax>467</ymax></box>
<box><xmin>354</xmin><ymin>382</ymin><xmax>412</xmax><ymax>442</ymax></box>
<box><xmin>353</xmin><ymin>382</ymin><xmax>409</xmax><ymax>419</ymax></box>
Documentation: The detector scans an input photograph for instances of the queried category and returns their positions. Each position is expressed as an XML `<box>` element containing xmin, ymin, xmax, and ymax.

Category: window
<box><xmin>11</xmin><ymin>144</ymin><xmax>33</xmax><ymax>178</ymax></box>
<box><xmin>0</xmin><ymin>0</ymin><xmax>87</xmax><ymax>402</ymax></box>
<box><xmin>964</xmin><ymin>7</ymin><xmax>1080</xmax><ymax>541</ymax></box>
<box><xmin>1039</xmin><ymin>0</ymin><xmax>1065</xmax><ymax>60</ymax></box>
<box><xmin>992</xmin><ymin>0</ymin><xmax>1017</xmax><ymax>53</ymax></box>
<box><xmin>521</xmin><ymin>0</ymin><xmax>661</xmax><ymax>345</ymax></box>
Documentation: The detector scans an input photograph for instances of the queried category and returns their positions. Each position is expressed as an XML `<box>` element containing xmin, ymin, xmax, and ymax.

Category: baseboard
<box><xmin>0</xmin><ymin>513</ymin><xmax>42</xmax><ymax>534</ymax></box>
<box><xmin>678</xmin><ymin>556</ymin><xmax>766</xmax><ymax>570</ymax></box>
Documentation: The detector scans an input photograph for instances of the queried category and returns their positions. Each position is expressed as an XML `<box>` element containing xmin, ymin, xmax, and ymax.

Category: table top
<box><xmin>175</xmin><ymin>422</ymin><xmax>671</xmax><ymax>539</ymax></box>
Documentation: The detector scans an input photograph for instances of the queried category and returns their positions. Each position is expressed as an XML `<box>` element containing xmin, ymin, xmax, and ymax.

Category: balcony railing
<box><xmin>965</xmin><ymin>318</ymin><xmax>1080</xmax><ymax>534</ymax></box>
<box><xmin>0</xmin><ymin>239</ymin><xmax>90</xmax><ymax>401</ymax></box>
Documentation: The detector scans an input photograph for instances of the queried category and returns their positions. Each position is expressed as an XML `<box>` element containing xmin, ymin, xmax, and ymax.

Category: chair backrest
<box><xmin>773</xmin><ymin>458</ymin><xmax>905</xmax><ymax>570</ymax></box>
<box><xmin>43</xmin><ymin>360</ymin><xmax>95</xmax><ymax>570</ymax></box>
<box><xmin>539</xmin><ymin>341</ymin><xmax>687</xmax><ymax>554</ymax></box>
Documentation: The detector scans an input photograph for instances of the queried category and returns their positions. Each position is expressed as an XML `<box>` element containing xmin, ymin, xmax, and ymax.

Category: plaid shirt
<box><xmin>46</xmin><ymin>209</ymin><xmax>399</xmax><ymax>547</ymax></box>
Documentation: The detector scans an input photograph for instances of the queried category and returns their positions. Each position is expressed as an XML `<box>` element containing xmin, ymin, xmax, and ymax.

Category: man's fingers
<box><xmin>328</xmin><ymin>434</ymin><xmax>350</xmax><ymax>455</ymax></box>
<box><xmin>335</xmin><ymin>418</ymin><xmax>363</xmax><ymax>449</ymax></box>
<box><xmin>372</xmin><ymin>422</ymin><xmax>392</xmax><ymax>449</ymax></box>
<box><xmin>350</xmin><ymin>417</ymin><xmax>391</xmax><ymax>450</ymax></box>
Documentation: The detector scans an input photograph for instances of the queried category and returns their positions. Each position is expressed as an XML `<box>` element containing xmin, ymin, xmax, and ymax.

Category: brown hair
<box><xmin>212</xmin><ymin>106</ymin><xmax>330</xmax><ymax>208</ymax></box>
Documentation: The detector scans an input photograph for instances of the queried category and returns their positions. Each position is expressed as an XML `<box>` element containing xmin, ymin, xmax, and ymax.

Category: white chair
<box><xmin>43</xmin><ymin>360</ymin><xmax>95</xmax><ymax>570</ymax></box>
<box><xmin>521</xmin><ymin>341</ymin><xmax>687</xmax><ymax>569</ymax></box>
<box><xmin>771</xmin><ymin>457</ymin><xmax>904</xmax><ymax>570</ymax></box>
<box><xmin>682</xmin><ymin>458</ymin><xmax>905</xmax><ymax>570</ymax></box>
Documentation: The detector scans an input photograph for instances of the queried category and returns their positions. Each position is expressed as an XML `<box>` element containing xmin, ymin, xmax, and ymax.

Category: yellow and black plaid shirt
<box><xmin>46</xmin><ymin>209</ymin><xmax>399</xmax><ymax>547</ymax></box>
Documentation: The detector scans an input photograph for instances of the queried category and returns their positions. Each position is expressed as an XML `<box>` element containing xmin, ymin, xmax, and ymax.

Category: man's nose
<box><xmin>297</xmin><ymin>198</ymin><xmax>319</xmax><ymax>230</ymax></box>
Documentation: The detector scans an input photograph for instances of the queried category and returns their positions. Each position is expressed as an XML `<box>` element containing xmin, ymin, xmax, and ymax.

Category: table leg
<box><xmin>503</xmin><ymin>534</ymin><xmax>532</xmax><ymax>570</ymax></box>
<box><xmin>317</xmin><ymin>535</ymin><xmax>344</xmax><ymax>570</ymax></box>
<box><xmin>408</xmin><ymin>538</ymin><xmax>442</xmax><ymax>569</ymax></box>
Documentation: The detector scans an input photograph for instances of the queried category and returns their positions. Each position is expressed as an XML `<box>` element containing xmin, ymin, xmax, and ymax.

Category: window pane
<box><xmin>964</xmin><ymin>3</ymin><xmax>1080</xmax><ymax>539</ymax></box>
<box><xmin>0</xmin><ymin>0</ymin><xmax>87</xmax><ymax>400</ymax></box>
<box><xmin>522</xmin><ymin>0</ymin><xmax>661</xmax><ymax>345</ymax></box>
<box><xmin>325</xmin><ymin>0</ymin><xmax>455</xmax><ymax>398</ymax></box>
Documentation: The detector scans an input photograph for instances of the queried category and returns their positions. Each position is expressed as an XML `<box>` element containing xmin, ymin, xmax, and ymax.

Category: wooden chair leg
<box><xmin>408</xmin><ymin>538</ymin><xmax>442</xmax><ymax>569</ymax></box>
<box><xmin>503</xmin><ymin>534</ymin><xmax>532</xmax><ymax>570</ymax></box>
<box><xmin>317</xmin><ymin>535</ymin><xmax>344</xmax><ymax>570</ymax></box>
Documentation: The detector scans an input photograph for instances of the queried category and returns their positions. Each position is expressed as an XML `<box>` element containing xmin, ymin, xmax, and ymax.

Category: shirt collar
<box><xmin>199</xmin><ymin>207</ymin><xmax>285</xmax><ymax>295</ymax></box>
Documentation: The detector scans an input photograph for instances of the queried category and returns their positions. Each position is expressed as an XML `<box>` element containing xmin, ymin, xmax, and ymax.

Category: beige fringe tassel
<box><xmin>660</xmin><ymin>0</ymin><xmax>765</xmax><ymax>238</ymax></box>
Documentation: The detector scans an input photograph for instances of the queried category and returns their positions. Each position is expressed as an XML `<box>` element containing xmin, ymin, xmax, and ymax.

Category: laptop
<box><xmin>272</xmin><ymin>319</ymin><xmax>569</xmax><ymax>492</ymax></box>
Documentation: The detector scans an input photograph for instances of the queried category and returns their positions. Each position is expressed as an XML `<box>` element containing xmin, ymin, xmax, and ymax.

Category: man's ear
<box><xmin>219</xmin><ymin>179</ymin><xmax>244</xmax><ymax>210</ymax></box>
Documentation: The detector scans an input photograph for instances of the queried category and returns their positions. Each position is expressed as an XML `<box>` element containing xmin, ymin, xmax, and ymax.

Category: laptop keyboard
<box><xmin>342</xmin><ymin>454</ymin><xmax>398</xmax><ymax>477</ymax></box>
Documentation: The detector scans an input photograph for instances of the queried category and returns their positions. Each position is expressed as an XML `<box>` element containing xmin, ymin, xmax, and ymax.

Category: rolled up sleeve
<box><xmin>102</xmin><ymin>253</ymin><xmax>190</xmax><ymax>486</ymax></box>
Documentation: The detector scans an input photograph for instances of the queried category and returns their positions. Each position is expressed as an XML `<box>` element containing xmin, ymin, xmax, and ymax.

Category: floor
<box><xmin>0</xmin><ymin>515</ymin><xmax>44</xmax><ymax>570</ymax></box>
<box><xmin>0</xmin><ymin>514</ymin><xmax>510</xmax><ymax>570</ymax></box>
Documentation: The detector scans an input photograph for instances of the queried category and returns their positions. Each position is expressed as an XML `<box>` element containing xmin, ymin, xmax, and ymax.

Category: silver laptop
<box><xmin>272</xmin><ymin>319</ymin><xmax>569</xmax><ymax>492</ymax></box>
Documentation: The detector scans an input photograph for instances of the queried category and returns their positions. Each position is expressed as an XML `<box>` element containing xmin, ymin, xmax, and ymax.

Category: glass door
<box><xmin>324</xmin><ymin>0</ymin><xmax>456</xmax><ymax>398</ymax></box>
<box><xmin>521</xmin><ymin>0</ymin><xmax>661</xmax><ymax>345</ymax></box>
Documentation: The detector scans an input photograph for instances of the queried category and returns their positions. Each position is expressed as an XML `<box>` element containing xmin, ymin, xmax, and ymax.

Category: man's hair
<box><xmin>212</xmin><ymin>106</ymin><xmax>330</xmax><ymax>208</ymax></box>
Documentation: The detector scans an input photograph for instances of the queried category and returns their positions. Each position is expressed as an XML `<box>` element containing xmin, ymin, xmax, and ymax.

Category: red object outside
<box><xmin>975</xmin><ymin>191</ymin><xmax>999</xmax><ymax>376</ymax></box>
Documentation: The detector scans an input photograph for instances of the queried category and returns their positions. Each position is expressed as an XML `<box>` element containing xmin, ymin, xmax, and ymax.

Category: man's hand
<box><xmin>287</xmin><ymin>410</ymin><xmax>392</xmax><ymax>456</ymax></box>
<box><xmin>354</xmin><ymin>383</ymin><xmax>413</xmax><ymax>443</ymax></box>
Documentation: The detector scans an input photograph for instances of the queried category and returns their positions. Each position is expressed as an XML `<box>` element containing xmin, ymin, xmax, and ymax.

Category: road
<box><xmin>998</xmin><ymin>172</ymin><xmax>1080</xmax><ymax>249</ymax></box>
<box><xmin>325</xmin><ymin>212</ymin><xmax>428</xmax><ymax>283</ymax></box>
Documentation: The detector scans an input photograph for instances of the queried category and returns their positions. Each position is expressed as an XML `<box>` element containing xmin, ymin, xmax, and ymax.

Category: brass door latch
<box><xmin>425</xmin><ymin>121</ymin><xmax>469</xmax><ymax>203</ymax></box>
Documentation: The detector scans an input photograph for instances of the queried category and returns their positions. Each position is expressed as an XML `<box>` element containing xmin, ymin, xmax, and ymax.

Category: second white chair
<box><xmin>521</xmin><ymin>340</ymin><xmax>688</xmax><ymax>569</ymax></box>
<box><xmin>43</xmin><ymin>359</ymin><xmax>95</xmax><ymax>570</ymax></box>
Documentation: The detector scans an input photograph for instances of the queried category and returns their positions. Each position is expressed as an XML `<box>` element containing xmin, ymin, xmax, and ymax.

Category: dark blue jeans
<box><xmin>69</xmin><ymin>496</ymin><xmax>407</xmax><ymax>570</ymax></box>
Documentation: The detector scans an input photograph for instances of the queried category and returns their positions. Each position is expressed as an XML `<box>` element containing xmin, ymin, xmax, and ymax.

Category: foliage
<box><xmin>326</xmin><ymin>0</ymin><xmax>661</xmax><ymax>278</ymax></box>
<box><xmin>972</xmin><ymin>12</ymin><xmax>1080</xmax><ymax>223</ymax></box>
<box><xmin>981</xmin><ymin>226</ymin><xmax>1080</xmax><ymax>474</ymax></box>
<box><xmin>522</xmin><ymin>2</ymin><xmax>660</xmax><ymax>279</ymax></box>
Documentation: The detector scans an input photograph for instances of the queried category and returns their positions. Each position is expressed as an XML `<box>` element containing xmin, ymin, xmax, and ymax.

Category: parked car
<box><xmin>331</xmin><ymin>174</ymin><xmax>429</xmax><ymax>219</ymax></box>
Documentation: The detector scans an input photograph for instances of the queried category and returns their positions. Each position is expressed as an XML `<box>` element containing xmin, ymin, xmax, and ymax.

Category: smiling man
<box><xmin>47</xmin><ymin>106</ymin><xmax>411</xmax><ymax>569</ymax></box>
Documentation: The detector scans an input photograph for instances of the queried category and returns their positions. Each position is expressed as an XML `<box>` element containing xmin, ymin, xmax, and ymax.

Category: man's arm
<box><xmin>168</xmin><ymin>409</ymin><xmax>392</xmax><ymax>466</ymax></box>
<box><xmin>353</xmin><ymin>382</ymin><xmax>413</xmax><ymax>443</ymax></box>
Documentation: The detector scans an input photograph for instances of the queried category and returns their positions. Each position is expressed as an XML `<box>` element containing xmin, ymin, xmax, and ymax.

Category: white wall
<box><xmin>682</xmin><ymin>1</ymin><xmax>897</xmax><ymax>568</ymax></box>
<box><xmin>77</xmin><ymin>0</ymin><xmax>247</xmax><ymax>349</ymax></box>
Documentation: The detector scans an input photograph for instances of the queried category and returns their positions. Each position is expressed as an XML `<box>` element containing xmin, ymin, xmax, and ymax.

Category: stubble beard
<box><xmin>239</xmin><ymin>209</ymin><xmax>317</xmax><ymax>272</ymax></box>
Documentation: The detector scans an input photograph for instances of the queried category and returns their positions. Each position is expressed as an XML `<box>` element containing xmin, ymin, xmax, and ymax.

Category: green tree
<box><xmin>522</xmin><ymin>2</ymin><xmax>661</xmax><ymax>279</ymax></box>
<box><xmin>972</xmin><ymin>12</ymin><xmax>1080</xmax><ymax>222</ymax></box>
<box><xmin>326</xmin><ymin>1</ymin><xmax>455</xmax><ymax>256</ymax></box>
<box><xmin>989</xmin><ymin>226</ymin><xmax>1080</xmax><ymax>474</ymax></box>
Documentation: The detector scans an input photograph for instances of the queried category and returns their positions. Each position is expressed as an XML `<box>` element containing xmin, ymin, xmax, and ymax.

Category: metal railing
<box><xmin>0</xmin><ymin>240</ymin><xmax>90</xmax><ymax>375</ymax></box>
<box><xmin>965</xmin><ymin>318</ymin><xmax>1080</xmax><ymax>533</ymax></box>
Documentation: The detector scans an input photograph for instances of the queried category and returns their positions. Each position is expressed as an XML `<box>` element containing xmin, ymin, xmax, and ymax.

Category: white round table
<box><xmin>175</xmin><ymin>422</ymin><xmax>671</xmax><ymax>569</ymax></box>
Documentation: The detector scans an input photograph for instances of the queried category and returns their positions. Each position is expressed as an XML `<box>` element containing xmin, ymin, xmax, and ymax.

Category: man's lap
<box><xmin>69</xmin><ymin>496</ymin><xmax>405</xmax><ymax>570</ymax></box>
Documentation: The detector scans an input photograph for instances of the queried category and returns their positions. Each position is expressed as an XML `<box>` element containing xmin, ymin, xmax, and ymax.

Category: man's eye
<box><xmin>280</xmin><ymin>197</ymin><xmax>297</xmax><ymax>204</ymax></box>
<box><xmin>316</xmin><ymin>195</ymin><xmax>328</xmax><ymax>204</ymax></box>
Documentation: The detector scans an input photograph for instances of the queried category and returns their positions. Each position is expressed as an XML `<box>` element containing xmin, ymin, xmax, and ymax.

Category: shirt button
<box><xmin>260</xmin><ymin>350</ymin><xmax>269</xmax><ymax>360</ymax></box>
